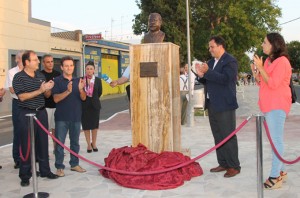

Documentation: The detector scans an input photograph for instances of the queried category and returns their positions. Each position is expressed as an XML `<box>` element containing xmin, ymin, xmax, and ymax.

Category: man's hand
<box><xmin>67</xmin><ymin>81</ymin><xmax>73</xmax><ymax>93</ymax></box>
<box><xmin>0</xmin><ymin>88</ymin><xmax>5</xmax><ymax>97</ymax></box>
<box><xmin>110</xmin><ymin>80</ymin><xmax>118</xmax><ymax>88</ymax></box>
<box><xmin>44</xmin><ymin>80</ymin><xmax>54</xmax><ymax>91</ymax></box>
<box><xmin>78</xmin><ymin>78</ymin><xmax>84</xmax><ymax>91</ymax></box>
<box><xmin>195</xmin><ymin>63</ymin><xmax>204</xmax><ymax>77</ymax></box>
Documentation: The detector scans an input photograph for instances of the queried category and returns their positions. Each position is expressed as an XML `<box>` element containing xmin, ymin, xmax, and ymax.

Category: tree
<box><xmin>287</xmin><ymin>41</ymin><xmax>300</xmax><ymax>71</ymax></box>
<box><xmin>133</xmin><ymin>0</ymin><xmax>281</xmax><ymax>71</ymax></box>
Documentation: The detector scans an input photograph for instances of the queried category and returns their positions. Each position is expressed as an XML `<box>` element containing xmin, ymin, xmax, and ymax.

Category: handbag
<box><xmin>290</xmin><ymin>77</ymin><xmax>297</xmax><ymax>103</ymax></box>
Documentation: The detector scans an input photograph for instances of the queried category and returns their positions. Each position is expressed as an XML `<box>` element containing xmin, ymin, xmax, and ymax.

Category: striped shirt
<box><xmin>13</xmin><ymin>70</ymin><xmax>45</xmax><ymax>109</ymax></box>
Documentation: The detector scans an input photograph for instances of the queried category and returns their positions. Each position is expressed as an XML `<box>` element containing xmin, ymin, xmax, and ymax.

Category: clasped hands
<box><xmin>40</xmin><ymin>80</ymin><xmax>54</xmax><ymax>93</ymax></box>
<box><xmin>251</xmin><ymin>55</ymin><xmax>263</xmax><ymax>78</ymax></box>
<box><xmin>195</xmin><ymin>62</ymin><xmax>208</xmax><ymax>77</ymax></box>
<box><xmin>65</xmin><ymin>78</ymin><xmax>85</xmax><ymax>94</ymax></box>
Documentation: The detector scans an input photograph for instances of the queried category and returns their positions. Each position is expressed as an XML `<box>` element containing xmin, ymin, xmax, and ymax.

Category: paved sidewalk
<box><xmin>0</xmin><ymin>85</ymin><xmax>300</xmax><ymax>198</ymax></box>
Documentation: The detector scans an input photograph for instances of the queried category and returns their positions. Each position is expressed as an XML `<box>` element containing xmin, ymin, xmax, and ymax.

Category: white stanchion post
<box><xmin>255</xmin><ymin>114</ymin><xmax>264</xmax><ymax>198</ymax></box>
<box><xmin>24</xmin><ymin>114</ymin><xmax>49</xmax><ymax>198</ymax></box>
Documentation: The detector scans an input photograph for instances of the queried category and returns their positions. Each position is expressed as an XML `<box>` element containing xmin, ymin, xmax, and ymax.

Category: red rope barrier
<box><xmin>19</xmin><ymin>127</ymin><xmax>31</xmax><ymax>162</ymax></box>
<box><xmin>34</xmin><ymin>115</ymin><xmax>251</xmax><ymax>175</ymax></box>
<box><xmin>263</xmin><ymin>120</ymin><xmax>300</xmax><ymax>164</ymax></box>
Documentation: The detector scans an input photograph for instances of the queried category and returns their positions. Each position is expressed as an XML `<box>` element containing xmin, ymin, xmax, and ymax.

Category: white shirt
<box><xmin>4</xmin><ymin>66</ymin><xmax>22</xmax><ymax>99</ymax></box>
<box><xmin>213</xmin><ymin>58</ymin><xmax>219</xmax><ymax>70</ymax></box>
<box><xmin>122</xmin><ymin>66</ymin><xmax>130</xmax><ymax>79</ymax></box>
<box><xmin>180</xmin><ymin>74</ymin><xmax>188</xmax><ymax>91</ymax></box>
<box><xmin>207</xmin><ymin>59</ymin><xmax>218</xmax><ymax>99</ymax></box>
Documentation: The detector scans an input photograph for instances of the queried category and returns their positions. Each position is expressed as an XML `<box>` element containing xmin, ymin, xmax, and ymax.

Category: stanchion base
<box><xmin>23</xmin><ymin>192</ymin><xmax>49</xmax><ymax>198</ymax></box>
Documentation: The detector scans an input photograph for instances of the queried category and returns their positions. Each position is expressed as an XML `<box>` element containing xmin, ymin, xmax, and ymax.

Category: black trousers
<box><xmin>18</xmin><ymin>108</ymin><xmax>51</xmax><ymax>181</ymax></box>
<box><xmin>207</xmin><ymin>102</ymin><xmax>240</xmax><ymax>170</ymax></box>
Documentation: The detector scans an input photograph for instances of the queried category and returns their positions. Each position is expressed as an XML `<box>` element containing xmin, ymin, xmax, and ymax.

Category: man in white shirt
<box><xmin>4</xmin><ymin>51</ymin><xmax>24</xmax><ymax>169</ymax></box>
<box><xmin>110</xmin><ymin>66</ymin><xmax>130</xmax><ymax>100</ymax></box>
<box><xmin>0</xmin><ymin>87</ymin><xmax>5</xmax><ymax>169</ymax></box>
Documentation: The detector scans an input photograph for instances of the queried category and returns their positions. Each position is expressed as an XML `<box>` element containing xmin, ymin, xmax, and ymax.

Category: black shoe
<box><xmin>87</xmin><ymin>149</ymin><xmax>92</xmax><ymax>153</ymax></box>
<box><xmin>20</xmin><ymin>180</ymin><xmax>30</xmax><ymax>187</ymax></box>
<box><xmin>41</xmin><ymin>172</ymin><xmax>59</xmax><ymax>179</ymax></box>
<box><xmin>14</xmin><ymin>161</ymin><xmax>20</xmax><ymax>169</ymax></box>
<box><xmin>91</xmin><ymin>143</ymin><xmax>98</xmax><ymax>152</ymax></box>
<box><xmin>0</xmin><ymin>165</ymin><xmax>2</xmax><ymax>169</ymax></box>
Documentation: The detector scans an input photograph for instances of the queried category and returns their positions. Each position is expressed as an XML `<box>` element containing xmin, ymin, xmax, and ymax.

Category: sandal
<box><xmin>280</xmin><ymin>171</ymin><xmax>288</xmax><ymax>183</ymax></box>
<box><xmin>264</xmin><ymin>176</ymin><xmax>283</xmax><ymax>190</ymax></box>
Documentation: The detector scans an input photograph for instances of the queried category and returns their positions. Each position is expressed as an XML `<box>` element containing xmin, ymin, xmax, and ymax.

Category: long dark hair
<box><xmin>266</xmin><ymin>32</ymin><xmax>289</xmax><ymax>62</ymax></box>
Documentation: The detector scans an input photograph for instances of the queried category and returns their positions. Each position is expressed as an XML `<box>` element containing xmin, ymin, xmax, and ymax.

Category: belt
<box><xmin>22</xmin><ymin>106</ymin><xmax>46</xmax><ymax>111</ymax></box>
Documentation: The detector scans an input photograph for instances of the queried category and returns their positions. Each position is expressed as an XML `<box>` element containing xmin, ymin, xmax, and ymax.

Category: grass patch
<box><xmin>194</xmin><ymin>109</ymin><xmax>207</xmax><ymax>116</ymax></box>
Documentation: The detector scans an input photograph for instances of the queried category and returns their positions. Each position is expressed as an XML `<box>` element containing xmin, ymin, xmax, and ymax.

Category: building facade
<box><xmin>0</xmin><ymin>0</ymin><xmax>130</xmax><ymax>116</ymax></box>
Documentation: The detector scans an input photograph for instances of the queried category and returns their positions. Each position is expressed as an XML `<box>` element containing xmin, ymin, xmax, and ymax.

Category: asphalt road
<box><xmin>0</xmin><ymin>94</ymin><xmax>129</xmax><ymax>146</ymax></box>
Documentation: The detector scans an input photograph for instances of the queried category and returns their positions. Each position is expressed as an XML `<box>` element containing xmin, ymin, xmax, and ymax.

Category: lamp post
<box><xmin>186</xmin><ymin>0</ymin><xmax>194</xmax><ymax>127</ymax></box>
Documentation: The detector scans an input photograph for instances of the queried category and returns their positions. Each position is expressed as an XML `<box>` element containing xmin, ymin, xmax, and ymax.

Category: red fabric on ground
<box><xmin>100</xmin><ymin>144</ymin><xmax>203</xmax><ymax>190</ymax></box>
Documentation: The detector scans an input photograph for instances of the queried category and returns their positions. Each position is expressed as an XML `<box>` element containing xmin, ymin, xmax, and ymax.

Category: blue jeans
<box><xmin>265</xmin><ymin>110</ymin><xmax>286</xmax><ymax>178</ymax></box>
<box><xmin>55</xmin><ymin>121</ymin><xmax>81</xmax><ymax>169</ymax></box>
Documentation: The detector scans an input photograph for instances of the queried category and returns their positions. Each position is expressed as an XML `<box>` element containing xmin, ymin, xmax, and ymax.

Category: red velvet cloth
<box><xmin>100</xmin><ymin>144</ymin><xmax>203</xmax><ymax>190</ymax></box>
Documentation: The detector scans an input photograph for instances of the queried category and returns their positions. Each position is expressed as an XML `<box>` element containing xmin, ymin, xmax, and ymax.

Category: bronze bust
<box><xmin>143</xmin><ymin>13</ymin><xmax>165</xmax><ymax>43</ymax></box>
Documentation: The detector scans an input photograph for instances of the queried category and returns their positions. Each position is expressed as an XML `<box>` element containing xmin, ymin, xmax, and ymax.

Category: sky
<box><xmin>31</xmin><ymin>0</ymin><xmax>300</xmax><ymax>43</ymax></box>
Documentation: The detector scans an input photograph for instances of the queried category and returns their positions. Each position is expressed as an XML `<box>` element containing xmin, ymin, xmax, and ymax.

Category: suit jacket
<box><xmin>86</xmin><ymin>77</ymin><xmax>103</xmax><ymax>110</ymax></box>
<box><xmin>197</xmin><ymin>52</ymin><xmax>238</xmax><ymax>112</ymax></box>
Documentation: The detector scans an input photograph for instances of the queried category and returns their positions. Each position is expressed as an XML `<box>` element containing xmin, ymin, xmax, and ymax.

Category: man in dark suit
<box><xmin>195</xmin><ymin>36</ymin><xmax>240</xmax><ymax>178</ymax></box>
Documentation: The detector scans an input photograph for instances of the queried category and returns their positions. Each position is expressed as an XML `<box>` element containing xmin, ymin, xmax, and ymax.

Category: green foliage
<box><xmin>287</xmin><ymin>41</ymin><xmax>300</xmax><ymax>71</ymax></box>
<box><xmin>133</xmin><ymin>0</ymin><xmax>281</xmax><ymax>70</ymax></box>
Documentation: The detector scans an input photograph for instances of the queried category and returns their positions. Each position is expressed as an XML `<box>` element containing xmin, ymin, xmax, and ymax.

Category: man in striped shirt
<box><xmin>12</xmin><ymin>50</ymin><xmax>58</xmax><ymax>187</ymax></box>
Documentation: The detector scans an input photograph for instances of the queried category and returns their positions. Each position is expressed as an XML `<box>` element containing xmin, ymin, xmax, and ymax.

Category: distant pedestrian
<box><xmin>252</xmin><ymin>32</ymin><xmax>292</xmax><ymax>190</ymax></box>
<box><xmin>180</xmin><ymin>64</ymin><xmax>188</xmax><ymax>125</ymax></box>
<box><xmin>81</xmin><ymin>61</ymin><xmax>102</xmax><ymax>153</ymax></box>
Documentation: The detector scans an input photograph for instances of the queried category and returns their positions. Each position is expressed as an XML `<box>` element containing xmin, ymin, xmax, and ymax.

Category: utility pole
<box><xmin>111</xmin><ymin>18</ymin><xmax>114</xmax><ymax>40</ymax></box>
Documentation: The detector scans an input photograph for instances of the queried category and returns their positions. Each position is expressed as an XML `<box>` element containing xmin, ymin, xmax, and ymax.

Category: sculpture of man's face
<box><xmin>148</xmin><ymin>13</ymin><xmax>162</xmax><ymax>32</ymax></box>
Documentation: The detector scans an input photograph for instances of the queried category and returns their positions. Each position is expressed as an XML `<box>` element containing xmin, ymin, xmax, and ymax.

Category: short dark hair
<box><xmin>22</xmin><ymin>50</ymin><xmax>36</xmax><ymax>66</ymax></box>
<box><xmin>42</xmin><ymin>54</ymin><xmax>53</xmax><ymax>62</ymax></box>
<box><xmin>60</xmin><ymin>56</ymin><xmax>74</xmax><ymax>66</ymax></box>
<box><xmin>180</xmin><ymin>62</ymin><xmax>186</xmax><ymax>68</ymax></box>
<box><xmin>210</xmin><ymin>35</ymin><xmax>226</xmax><ymax>49</ymax></box>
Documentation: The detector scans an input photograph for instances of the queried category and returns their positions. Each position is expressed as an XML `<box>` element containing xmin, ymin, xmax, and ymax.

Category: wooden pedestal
<box><xmin>130</xmin><ymin>43</ymin><xmax>181</xmax><ymax>153</ymax></box>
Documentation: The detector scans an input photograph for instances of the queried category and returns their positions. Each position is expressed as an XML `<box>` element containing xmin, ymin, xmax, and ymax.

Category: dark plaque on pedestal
<box><xmin>140</xmin><ymin>62</ymin><xmax>158</xmax><ymax>77</ymax></box>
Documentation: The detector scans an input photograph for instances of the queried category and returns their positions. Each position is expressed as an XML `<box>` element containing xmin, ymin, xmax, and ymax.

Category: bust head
<box><xmin>148</xmin><ymin>13</ymin><xmax>162</xmax><ymax>33</ymax></box>
<box><xmin>143</xmin><ymin>13</ymin><xmax>165</xmax><ymax>43</ymax></box>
